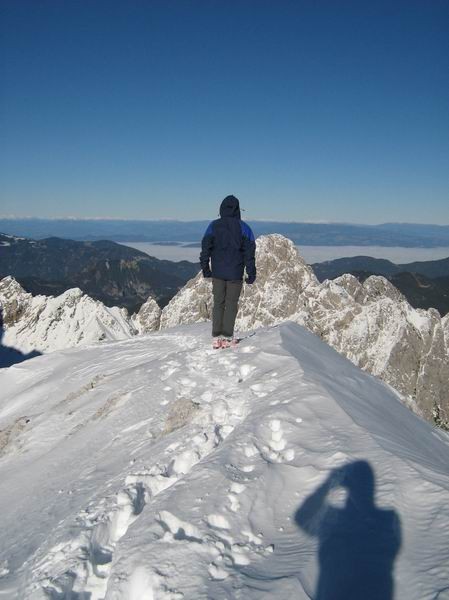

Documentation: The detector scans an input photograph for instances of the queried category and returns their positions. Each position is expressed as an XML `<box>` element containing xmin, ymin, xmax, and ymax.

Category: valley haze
<box><xmin>1</xmin><ymin>218</ymin><xmax>449</xmax><ymax>248</ymax></box>
<box><xmin>121</xmin><ymin>242</ymin><xmax>449</xmax><ymax>265</ymax></box>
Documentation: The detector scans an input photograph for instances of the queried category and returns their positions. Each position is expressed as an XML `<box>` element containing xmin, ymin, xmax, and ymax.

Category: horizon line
<box><xmin>1</xmin><ymin>215</ymin><xmax>449</xmax><ymax>228</ymax></box>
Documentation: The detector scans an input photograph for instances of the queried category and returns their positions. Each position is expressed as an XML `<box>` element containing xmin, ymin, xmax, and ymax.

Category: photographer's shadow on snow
<box><xmin>295</xmin><ymin>460</ymin><xmax>402</xmax><ymax>600</ymax></box>
<box><xmin>0</xmin><ymin>308</ymin><xmax>41</xmax><ymax>368</ymax></box>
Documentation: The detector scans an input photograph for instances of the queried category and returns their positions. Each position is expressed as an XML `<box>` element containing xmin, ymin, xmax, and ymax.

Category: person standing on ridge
<box><xmin>200</xmin><ymin>195</ymin><xmax>256</xmax><ymax>349</ymax></box>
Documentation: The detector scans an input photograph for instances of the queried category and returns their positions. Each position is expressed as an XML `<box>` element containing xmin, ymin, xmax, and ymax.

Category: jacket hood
<box><xmin>220</xmin><ymin>195</ymin><xmax>241</xmax><ymax>219</ymax></box>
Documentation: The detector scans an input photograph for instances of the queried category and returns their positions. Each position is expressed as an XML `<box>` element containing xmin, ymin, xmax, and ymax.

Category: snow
<box><xmin>407</xmin><ymin>308</ymin><xmax>435</xmax><ymax>334</ymax></box>
<box><xmin>443</xmin><ymin>314</ymin><xmax>449</xmax><ymax>356</ymax></box>
<box><xmin>160</xmin><ymin>235</ymin><xmax>449</xmax><ymax>424</ymax></box>
<box><xmin>0</xmin><ymin>322</ymin><xmax>448</xmax><ymax>599</ymax></box>
<box><xmin>0</xmin><ymin>234</ymin><xmax>25</xmax><ymax>242</ymax></box>
<box><xmin>0</xmin><ymin>277</ymin><xmax>137</xmax><ymax>354</ymax></box>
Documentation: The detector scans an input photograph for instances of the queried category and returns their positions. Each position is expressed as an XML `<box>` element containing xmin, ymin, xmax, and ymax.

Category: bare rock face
<box><xmin>160</xmin><ymin>276</ymin><xmax>213</xmax><ymax>330</ymax></box>
<box><xmin>411</xmin><ymin>310</ymin><xmax>449</xmax><ymax>427</ymax></box>
<box><xmin>133</xmin><ymin>296</ymin><xmax>161</xmax><ymax>334</ymax></box>
<box><xmin>362</xmin><ymin>275</ymin><xmax>407</xmax><ymax>304</ymax></box>
<box><xmin>0</xmin><ymin>276</ymin><xmax>33</xmax><ymax>327</ymax></box>
<box><xmin>0</xmin><ymin>277</ymin><xmax>136</xmax><ymax>353</ymax></box>
<box><xmin>308</xmin><ymin>277</ymin><xmax>449</xmax><ymax>425</ymax></box>
<box><xmin>442</xmin><ymin>314</ymin><xmax>449</xmax><ymax>355</ymax></box>
<box><xmin>305</xmin><ymin>275</ymin><xmax>449</xmax><ymax>428</ymax></box>
<box><xmin>159</xmin><ymin>234</ymin><xmax>449</xmax><ymax>427</ymax></box>
<box><xmin>236</xmin><ymin>234</ymin><xmax>318</xmax><ymax>330</ymax></box>
<box><xmin>329</xmin><ymin>273</ymin><xmax>364</xmax><ymax>301</ymax></box>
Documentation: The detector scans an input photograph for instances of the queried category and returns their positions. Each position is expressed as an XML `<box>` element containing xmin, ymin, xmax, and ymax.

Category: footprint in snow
<box><xmin>250</xmin><ymin>382</ymin><xmax>268</xmax><ymax>398</ymax></box>
<box><xmin>258</xmin><ymin>419</ymin><xmax>295</xmax><ymax>464</ymax></box>
<box><xmin>227</xmin><ymin>493</ymin><xmax>240</xmax><ymax>513</ymax></box>
<box><xmin>226</xmin><ymin>482</ymin><xmax>246</xmax><ymax>513</ymax></box>
<box><xmin>206</xmin><ymin>514</ymin><xmax>231</xmax><ymax>530</ymax></box>
<box><xmin>243</xmin><ymin>444</ymin><xmax>259</xmax><ymax>458</ymax></box>
<box><xmin>238</xmin><ymin>364</ymin><xmax>256</xmax><ymax>382</ymax></box>
<box><xmin>208</xmin><ymin>563</ymin><xmax>229</xmax><ymax>580</ymax></box>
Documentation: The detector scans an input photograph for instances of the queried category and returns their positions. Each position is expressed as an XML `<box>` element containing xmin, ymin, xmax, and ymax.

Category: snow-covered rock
<box><xmin>0</xmin><ymin>275</ymin><xmax>33</xmax><ymax>327</ymax></box>
<box><xmin>132</xmin><ymin>295</ymin><xmax>161</xmax><ymax>333</ymax></box>
<box><xmin>0</xmin><ymin>323</ymin><xmax>448</xmax><ymax>599</ymax></box>
<box><xmin>160</xmin><ymin>234</ymin><xmax>319</xmax><ymax>331</ymax></box>
<box><xmin>236</xmin><ymin>233</ymin><xmax>318</xmax><ymax>330</ymax></box>
<box><xmin>159</xmin><ymin>275</ymin><xmax>212</xmax><ymax>330</ymax></box>
<box><xmin>306</xmin><ymin>277</ymin><xmax>449</xmax><ymax>425</ymax></box>
<box><xmin>0</xmin><ymin>276</ymin><xmax>137</xmax><ymax>352</ymax></box>
<box><xmin>443</xmin><ymin>313</ymin><xmax>449</xmax><ymax>355</ymax></box>
<box><xmin>160</xmin><ymin>235</ymin><xmax>449</xmax><ymax>426</ymax></box>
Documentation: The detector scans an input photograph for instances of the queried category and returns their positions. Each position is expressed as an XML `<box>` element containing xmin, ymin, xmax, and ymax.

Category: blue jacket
<box><xmin>200</xmin><ymin>196</ymin><xmax>256</xmax><ymax>282</ymax></box>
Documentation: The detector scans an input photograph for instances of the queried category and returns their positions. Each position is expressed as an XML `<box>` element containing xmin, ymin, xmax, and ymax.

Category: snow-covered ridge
<box><xmin>2</xmin><ymin>234</ymin><xmax>449</xmax><ymax>425</ymax></box>
<box><xmin>161</xmin><ymin>235</ymin><xmax>449</xmax><ymax>426</ymax></box>
<box><xmin>0</xmin><ymin>323</ymin><xmax>448</xmax><ymax>598</ymax></box>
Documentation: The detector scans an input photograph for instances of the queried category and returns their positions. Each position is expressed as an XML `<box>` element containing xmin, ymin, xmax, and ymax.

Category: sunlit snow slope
<box><xmin>0</xmin><ymin>323</ymin><xmax>448</xmax><ymax>599</ymax></box>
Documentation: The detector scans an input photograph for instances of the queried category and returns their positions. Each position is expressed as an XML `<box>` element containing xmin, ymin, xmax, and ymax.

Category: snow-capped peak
<box><xmin>0</xmin><ymin>276</ymin><xmax>136</xmax><ymax>353</ymax></box>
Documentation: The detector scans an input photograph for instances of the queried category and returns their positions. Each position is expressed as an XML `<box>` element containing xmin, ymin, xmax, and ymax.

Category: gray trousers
<box><xmin>212</xmin><ymin>278</ymin><xmax>243</xmax><ymax>338</ymax></box>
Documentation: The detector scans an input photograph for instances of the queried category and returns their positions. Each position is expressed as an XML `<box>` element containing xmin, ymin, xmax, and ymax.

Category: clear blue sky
<box><xmin>1</xmin><ymin>0</ymin><xmax>448</xmax><ymax>223</ymax></box>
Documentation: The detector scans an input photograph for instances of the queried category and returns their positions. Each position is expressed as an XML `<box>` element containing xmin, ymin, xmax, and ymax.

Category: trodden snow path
<box><xmin>0</xmin><ymin>322</ymin><xmax>448</xmax><ymax>599</ymax></box>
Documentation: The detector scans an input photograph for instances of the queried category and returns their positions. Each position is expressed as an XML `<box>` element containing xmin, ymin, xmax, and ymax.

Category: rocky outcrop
<box><xmin>305</xmin><ymin>276</ymin><xmax>449</xmax><ymax>425</ymax></box>
<box><xmin>159</xmin><ymin>235</ymin><xmax>449</xmax><ymax>427</ymax></box>
<box><xmin>236</xmin><ymin>234</ymin><xmax>318</xmax><ymax>330</ymax></box>
<box><xmin>159</xmin><ymin>276</ymin><xmax>212</xmax><ymax>330</ymax></box>
<box><xmin>133</xmin><ymin>296</ymin><xmax>161</xmax><ymax>333</ymax></box>
<box><xmin>442</xmin><ymin>314</ymin><xmax>449</xmax><ymax>355</ymax></box>
<box><xmin>0</xmin><ymin>276</ymin><xmax>33</xmax><ymax>327</ymax></box>
<box><xmin>160</xmin><ymin>234</ymin><xmax>319</xmax><ymax>330</ymax></box>
<box><xmin>0</xmin><ymin>276</ymin><xmax>137</xmax><ymax>353</ymax></box>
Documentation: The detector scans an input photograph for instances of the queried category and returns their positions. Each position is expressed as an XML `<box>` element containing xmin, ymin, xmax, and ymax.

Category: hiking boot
<box><xmin>212</xmin><ymin>337</ymin><xmax>223</xmax><ymax>349</ymax></box>
<box><xmin>221</xmin><ymin>337</ymin><xmax>238</xmax><ymax>349</ymax></box>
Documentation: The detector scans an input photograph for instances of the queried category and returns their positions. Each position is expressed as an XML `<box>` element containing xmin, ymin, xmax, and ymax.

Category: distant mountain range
<box><xmin>0</xmin><ymin>233</ymin><xmax>199</xmax><ymax>312</ymax></box>
<box><xmin>312</xmin><ymin>255</ymin><xmax>449</xmax><ymax>279</ymax></box>
<box><xmin>311</xmin><ymin>255</ymin><xmax>449</xmax><ymax>316</ymax></box>
<box><xmin>2</xmin><ymin>232</ymin><xmax>449</xmax><ymax>316</ymax></box>
<box><xmin>1</xmin><ymin>218</ymin><xmax>449</xmax><ymax>247</ymax></box>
